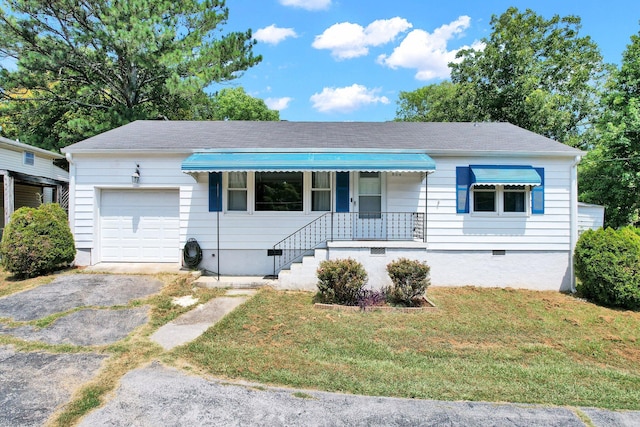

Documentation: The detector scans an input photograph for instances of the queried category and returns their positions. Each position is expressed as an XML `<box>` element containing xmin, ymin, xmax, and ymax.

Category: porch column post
<box><xmin>424</xmin><ymin>172</ymin><xmax>428</xmax><ymax>243</ymax></box>
<box><xmin>3</xmin><ymin>171</ymin><xmax>14</xmax><ymax>227</ymax></box>
<box><xmin>55</xmin><ymin>184</ymin><xmax>63</xmax><ymax>203</ymax></box>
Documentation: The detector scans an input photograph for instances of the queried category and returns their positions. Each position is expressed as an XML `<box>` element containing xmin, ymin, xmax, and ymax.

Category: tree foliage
<box><xmin>210</xmin><ymin>87</ymin><xmax>279</xmax><ymax>121</ymax></box>
<box><xmin>396</xmin><ymin>7</ymin><xmax>604</xmax><ymax>148</ymax></box>
<box><xmin>579</xmin><ymin>30</ymin><xmax>640</xmax><ymax>228</ymax></box>
<box><xmin>395</xmin><ymin>81</ymin><xmax>478</xmax><ymax>122</ymax></box>
<box><xmin>0</xmin><ymin>0</ymin><xmax>261</xmax><ymax>150</ymax></box>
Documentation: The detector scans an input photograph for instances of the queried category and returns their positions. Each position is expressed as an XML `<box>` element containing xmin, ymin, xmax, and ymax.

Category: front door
<box><xmin>354</xmin><ymin>172</ymin><xmax>385</xmax><ymax>239</ymax></box>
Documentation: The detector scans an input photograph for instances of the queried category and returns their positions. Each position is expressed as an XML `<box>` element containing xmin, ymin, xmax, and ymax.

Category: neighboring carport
<box><xmin>1</xmin><ymin>170</ymin><xmax>68</xmax><ymax>232</ymax></box>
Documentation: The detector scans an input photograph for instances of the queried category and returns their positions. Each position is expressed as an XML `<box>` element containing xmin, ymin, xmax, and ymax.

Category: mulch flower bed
<box><xmin>314</xmin><ymin>297</ymin><xmax>437</xmax><ymax>313</ymax></box>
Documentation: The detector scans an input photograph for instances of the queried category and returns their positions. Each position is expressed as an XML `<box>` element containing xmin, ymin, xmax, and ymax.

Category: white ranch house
<box><xmin>1</xmin><ymin>136</ymin><xmax>69</xmax><ymax>234</ymax></box>
<box><xmin>62</xmin><ymin>120</ymin><xmax>587</xmax><ymax>291</ymax></box>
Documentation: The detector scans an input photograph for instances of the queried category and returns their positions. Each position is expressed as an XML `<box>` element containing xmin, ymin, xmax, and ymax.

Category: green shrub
<box><xmin>0</xmin><ymin>203</ymin><xmax>75</xmax><ymax>278</ymax></box>
<box><xmin>316</xmin><ymin>258</ymin><xmax>368</xmax><ymax>305</ymax></box>
<box><xmin>574</xmin><ymin>227</ymin><xmax>640</xmax><ymax>310</ymax></box>
<box><xmin>386</xmin><ymin>258</ymin><xmax>430</xmax><ymax>306</ymax></box>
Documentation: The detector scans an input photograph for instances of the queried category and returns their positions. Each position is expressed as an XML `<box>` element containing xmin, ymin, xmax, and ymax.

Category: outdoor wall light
<box><xmin>131</xmin><ymin>164</ymin><xmax>140</xmax><ymax>184</ymax></box>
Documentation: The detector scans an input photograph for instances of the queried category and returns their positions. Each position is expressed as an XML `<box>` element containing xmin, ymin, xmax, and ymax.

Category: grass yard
<box><xmin>0</xmin><ymin>269</ymin><xmax>61</xmax><ymax>297</ymax></box>
<box><xmin>176</xmin><ymin>287</ymin><xmax>640</xmax><ymax>410</ymax></box>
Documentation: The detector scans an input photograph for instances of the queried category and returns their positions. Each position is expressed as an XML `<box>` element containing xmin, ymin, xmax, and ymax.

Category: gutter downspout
<box><xmin>65</xmin><ymin>152</ymin><xmax>79</xmax><ymax>263</ymax></box>
<box><xmin>569</xmin><ymin>155</ymin><xmax>582</xmax><ymax>293</ymax></box>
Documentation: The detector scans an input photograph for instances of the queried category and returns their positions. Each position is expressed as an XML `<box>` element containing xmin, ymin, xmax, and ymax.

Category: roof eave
<box><xmin>0</xmin><ymin>136</ymin><xmax>64</xmax><ymax>159</ymax></box>
<box><xmin>426</xmin><ymin>149</ymin><xmax>585</xmax><ymax>158</ymax></box>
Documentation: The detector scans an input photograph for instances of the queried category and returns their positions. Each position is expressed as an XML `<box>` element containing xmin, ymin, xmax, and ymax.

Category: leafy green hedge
<box><xmin>386</xmin><ymin>258</ymin><xmax>431</xmax><ymax>306</ymax></box>
<box><xmin>574</xmin><ymin>227</ymin><xmax>640</xmax><ymax>310</ymax></box>
<box><xmin>316</xmin><ymin>258</ymin><xmax>367</xmax><ymax>305</ymax></box>
<box><xmin>0</xmin><ymin>203</ymin><xmax>75</xmax><ymax>278</ymax></box>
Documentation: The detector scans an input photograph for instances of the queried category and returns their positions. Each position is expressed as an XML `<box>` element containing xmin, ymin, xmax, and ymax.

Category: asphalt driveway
<box><xmin>0</xmin><ymin>274</ymin><xmax>163</xmax><ymax>426</ymax></box>
<box><xmin>80</xmin><ymin>362</ymin><xmax>638</xmax><ymax>427</ymax></box>
<box><xmin>1</xmin><ymin>273</ymin><xmax>640</xmax><ymax>427</ymax></box>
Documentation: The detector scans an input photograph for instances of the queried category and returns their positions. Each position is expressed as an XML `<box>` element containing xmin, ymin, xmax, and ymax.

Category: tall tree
<box><xmin>209</xmin><ymin>87</ymin><xmax>280</xmax><ymax>121</ymax></box>
<box><xmin>0</xmin><ymin>0</ymin><xmax>261</xmax><ymax>150</ymax></box>
<box><xmin>396</xmin><ymin>7</ymin><xmax>604</xmax><ymax>148</ymax></box>
<box><xmin>395</xmin><ymin>81</ymin><xmax>479</xmax><ymax>122</ymax></box>
<box><xmin>579</xmin><ymin>30</ymin><xmax>640</xmax><ymax>228</ymax></box>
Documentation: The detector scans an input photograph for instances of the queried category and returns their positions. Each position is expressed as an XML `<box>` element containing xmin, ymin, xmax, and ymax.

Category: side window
<box><xmin>227</xmin><ymin>172</ymin><xmax>247</xmax><ymax>211</ymax></box>
<box><xmin>473</xmin><ymin>185</ymin><xmax>496</xmax><ymax>212</ymax></box>
<box><xmin>24</xmin><ymin>151</ymin><xmax>34</xmax><ymax>166</ymax></box>
<box><xmin>312</xmin><ymin>172</ymin><xmax>331</xmax><ymax>211</ymax></box>
<box><xmin>459</xmin><ymin>165</ymin><xmax>544</xmax><ymax>215</ymax></box>
<box><xmin>503</xmin><ymin>185</ymin><xmax>526</xmax><ymax>213</ymax></box>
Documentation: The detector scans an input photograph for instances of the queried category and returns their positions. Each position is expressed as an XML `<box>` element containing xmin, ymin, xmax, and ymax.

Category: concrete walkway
<box><xmin>194</xmin><ymin>275</ymin><xmax>278</xmax><ymax>289</ymax></box>
<box><xmin>82</xmin><ymin>262</ymin><xmax>189</xmax><ymax>275</ymax></box>
<box><xmin>150</xmin><ymin>289</ymin><xmax>257</xmax><ymax>350</ymax></box>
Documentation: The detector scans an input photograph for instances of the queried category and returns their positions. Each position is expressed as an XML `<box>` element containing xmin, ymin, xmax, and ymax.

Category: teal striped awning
<box><xmin>182</xmin><ymin>149</ymin><xmax>436</xmax><ymax>173</ymax></box>
<box><xmin>470</xmin><ymin>165</ymin><xmax>542</xmax><ymax>186</ymax></box>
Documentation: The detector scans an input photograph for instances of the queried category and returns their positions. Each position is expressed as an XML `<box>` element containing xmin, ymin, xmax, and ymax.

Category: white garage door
<box><xmin>100</xmin><ymin>190</ymin><xmax>179</xmax><ymax>262</ymax></box>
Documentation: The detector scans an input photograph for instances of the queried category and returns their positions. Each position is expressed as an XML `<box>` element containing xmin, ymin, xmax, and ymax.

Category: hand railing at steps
<box><xmin>272</xmin><ymin>212</ymin><xmax>424</xmax><ymax>276</ymax></box>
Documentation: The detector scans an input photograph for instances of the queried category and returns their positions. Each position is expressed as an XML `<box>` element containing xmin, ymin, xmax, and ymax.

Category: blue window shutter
<box><xmin>335</xmin><ymin>172</ymin><xmax>349</xmax><ymax>213</ymax></box>
<box><xmin>456</xmin><ymin>166</ymin><xmax>471</xmax><ymax>214</ymax></box>
<box><xmin>531</xmin><ymin>168</ymin><xmax>544</xmax><ymax>214</ymax></box>
<box><xmin>209</xmin><ymin>172</ymin><xmax>222</xmax><ymax>212</ymax></box>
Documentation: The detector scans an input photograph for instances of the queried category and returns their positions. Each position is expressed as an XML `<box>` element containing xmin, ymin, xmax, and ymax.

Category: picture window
<box><xmin>255</xmin><ymin>172</ymin><xmax>303</xmax><ymax>211</ymax></box>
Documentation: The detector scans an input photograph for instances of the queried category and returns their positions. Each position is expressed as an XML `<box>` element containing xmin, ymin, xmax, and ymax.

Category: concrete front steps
<box><xmin>276</xmin><ymin>248</ymin><xmax>327</xmax><ymax>291</ymax></box>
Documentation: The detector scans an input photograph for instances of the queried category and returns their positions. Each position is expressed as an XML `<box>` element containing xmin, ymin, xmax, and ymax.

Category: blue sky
<box><xmin>221</xmin><ymin>0</ymin><xmax>640</xmax><ymax>122</ymax></box>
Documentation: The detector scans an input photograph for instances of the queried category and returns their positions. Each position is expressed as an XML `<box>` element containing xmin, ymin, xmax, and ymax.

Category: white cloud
<box><xmin>279</xmin><ymin>0</ymin><xmax>331</xmax><ymax>11</ymax></box>
<box><xmin>265</xmin><ymin>97</ymin><xmax>293</xmax><ymax>111</ymax></box>
<box><xmin>377</xmin><ymin>16</ymin><xmax>482</xmax><ymax>80</ymax></box>
<box><xmin>254</xmin><ymin>25</ymin><xmax>297</xmax><ymax>45</ymax></box>
<box><xmin>310</xmin><ymin>84</ymin><xmax>390</xmax><ymax>113</ymax></box>
<box><xmin>312</xmin><ymin>17</ymin><xmax>412</xmax><ymax>60</ymax></box>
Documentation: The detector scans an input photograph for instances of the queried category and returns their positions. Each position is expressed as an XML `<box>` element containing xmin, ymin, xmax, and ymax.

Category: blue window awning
<box><xmin>470</xmin><ymin>165</ymin><xmax>542</xmax><ymax>186</ymax></box>
<box><xmin>182</xmin><ymin>149</ymin><xmax>436</xmax><ymax>173</ymax></box>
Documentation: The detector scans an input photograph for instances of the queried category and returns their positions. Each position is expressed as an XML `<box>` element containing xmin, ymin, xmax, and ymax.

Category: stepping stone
<box><xmin>150</xmin><ymin>296</ymin><xmax>250</xmax><ymax>350</ymax></box>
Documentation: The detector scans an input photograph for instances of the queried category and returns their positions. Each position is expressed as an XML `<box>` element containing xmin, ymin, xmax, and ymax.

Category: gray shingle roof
<box><xmin>62</xmin><ymin>120</ymin><xmax>583</xmax><ymax>156</ymax></box>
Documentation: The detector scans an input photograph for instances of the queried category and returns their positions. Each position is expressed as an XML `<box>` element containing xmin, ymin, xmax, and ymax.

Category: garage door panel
<box><xmin>100</xmin><ymin>190</ymin><xmax>179</xmax><ymax>263</ymax></box>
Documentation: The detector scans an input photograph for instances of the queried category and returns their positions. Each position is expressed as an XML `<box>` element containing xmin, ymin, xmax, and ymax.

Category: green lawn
<box><xmin>176</xmin><ymin>287</ymin><xmax>640</xmax><ymax>410</ymax></box>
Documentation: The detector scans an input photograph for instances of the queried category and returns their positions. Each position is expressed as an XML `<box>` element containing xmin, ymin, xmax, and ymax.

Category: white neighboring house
<box><xmin>62</xmin><ymin>121</ymin><xmax>584</xmax><ymax>292</ymax></box>
<box><xmin>577</xmin><ymin>202</ymin><xmax>605</xmax><ymax>235</ymax></box>
<box><xmin>0</xmin><ymin>136</ymin><xmax>69</xmax><ymax>233</ymax></box>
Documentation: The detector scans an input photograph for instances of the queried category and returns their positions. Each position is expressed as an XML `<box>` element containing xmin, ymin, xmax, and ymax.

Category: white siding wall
<box><xmin>578</xmin><ymin>203</ymin><xmax>605</xmax><ymax>234</ymax></box>
<box><xmin>70</xmin><ymin>154</ymin><xmax>190</xmax><ymax>257</ymax></box>
<box><xmin>0</xmin><ymin>146</ymin><xmax>67</xmax><ymax>180</ymax></box>
<box><xmin>386</xmin><ymin>172</ymin><xmax>425</xmax><ymax>213</ymax></box>
<box><xmin>69</xmin><ymin>152</ymin><xmax>577</xmax><ymax>289</ymax></box>
<box><xmin>425</xmin><ymin>156</ymin><xmax>573</xmax><ymax>251</ymax></box>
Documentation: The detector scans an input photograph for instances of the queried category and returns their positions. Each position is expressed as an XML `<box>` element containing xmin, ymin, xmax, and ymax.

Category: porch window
<box><xmin>255</xmin><ymin>172</ymin><xmax>303</xmax><ymax>211</ymax></box>
<box><xmin>227</xmin><ymin>172</ymin><xmax>247</xmax><ymax>211</ymax></box>
<box><xmin>359</xmin><ymin>172</ymin><xmax>381</xmax><ymax>219</ymax></box>
<box><xmin>312</xmin><ymin>172</ymin><xmax>331</xmax><ymax>211</ymax></box>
